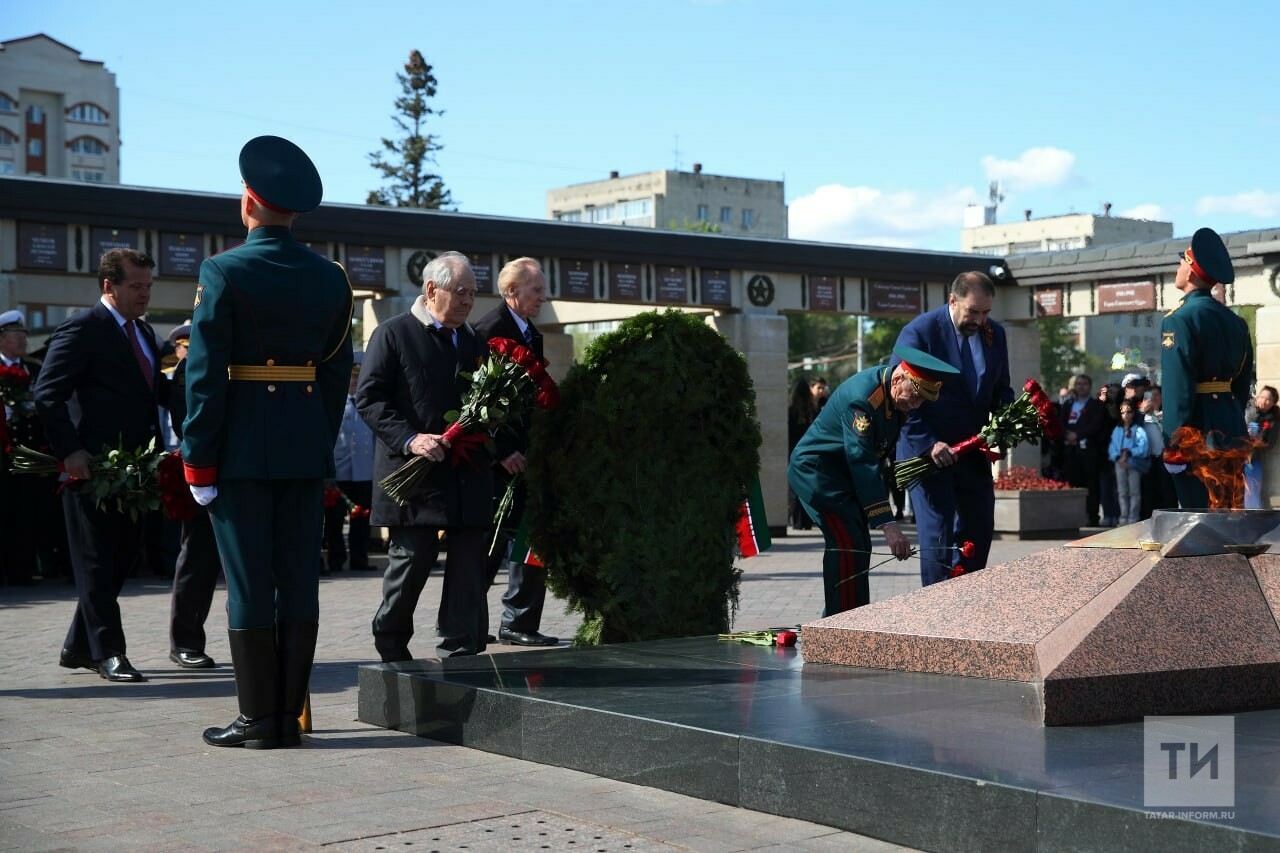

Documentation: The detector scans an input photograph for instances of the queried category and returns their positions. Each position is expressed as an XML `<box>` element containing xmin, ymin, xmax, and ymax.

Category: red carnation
<box><xmin>774</xmin><ymin>630</ymin><xmax>798</xmax><ymax>647</ymax></box>
<box><xmin>959</xmin><ymin>540</ymin><xmax>976</xmax><ymax>559</ymax></box>
<box><xmin>948</xmin><ymin>563</ymin><xmax>966</xmax><ymax>579</ymax></box>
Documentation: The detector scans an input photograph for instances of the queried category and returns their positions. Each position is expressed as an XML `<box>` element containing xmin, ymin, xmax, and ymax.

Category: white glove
<box><xmin>1163</xmin><ymin>462</ymin><xmax>1187</xmax><ymax>474</ymax></box>
<box><xmin>190</xmin><ymin>484</ymin><xmax>218</xmax><ymax>505</ymax></box>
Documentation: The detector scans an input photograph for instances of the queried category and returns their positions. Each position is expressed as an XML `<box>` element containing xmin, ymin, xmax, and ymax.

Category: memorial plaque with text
<box><xmin>160</xmin><ymin>233</ymin><xmax>204</xmax><ymax>278</ymax></box>
<box><xmin>559</xmin><ymin>259</ymin><xmax>594</xmax><ymax>299</ymax></box>
<box><xmin>345</xmin><ymin>245</ymin><xmax>386</xmax><ymax>289</ymax></box>
<box><xmin>468</xmin><ymin>253</ymin><xmax>494</xmax><ymax>294</ymax></box>
<box><xmin>701</xmin><ymin>268</ymin><xmax>732</xmax><ymax>306</ymax></box>
<box><xmin>1035</xmin><ymin>287</ymin><xmax>1063</xmax><ymax>317</ymax></box>
<box><xmin>609</xmin><ymin>262</ymin><xmax>644</xmax><ymax>301</ymax></box>
<box><xmin>17</xmin><ymin>222</ymin><xmax>67</xmax><ymax>270</ymax></box>
<box><xmin>809</xmin><ymin>275</ymin><xmax>839</xmax><ymax>311</ymax></box>
<box><xmin>657</xmin><ymin>266</ymin><xmax>688</xmax><ymax>303</ymax></box>
<box><xmin>868</xmin><ymin>281</ymin><xmax>921</xmax><ymax>315</ymax></box>
<box><xmin>91</xmin><ymin>227</ymin><xmax>137</xmax><ymax>262</ymax></box>
<box><xmin>1098</xmin><ymin>281</ymin><xmax>1155</xmax><ymax>313</ymax></box>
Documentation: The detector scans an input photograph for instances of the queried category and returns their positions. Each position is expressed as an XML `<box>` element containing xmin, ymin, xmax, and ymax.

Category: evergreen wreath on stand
<box><xmin>526</xmin><ymin>309</ymin><xmax>761</xmax><ymax>645</ymax></box>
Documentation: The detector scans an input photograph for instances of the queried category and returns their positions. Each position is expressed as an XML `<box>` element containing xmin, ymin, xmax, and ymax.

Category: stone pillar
<box><xmin>1254</xmin><ymin>306</ymin><xmax>1280</xmax><ymax>507</ymax></box>
<box><xmin>706</xmin><ymin>313</ymin><xmax>789</xmax><ymax>532</ymax></box>
<box><xmin>999</xmin><ymin>319</ymin><xmax>1043</xmax><ymax>475</ymax></box>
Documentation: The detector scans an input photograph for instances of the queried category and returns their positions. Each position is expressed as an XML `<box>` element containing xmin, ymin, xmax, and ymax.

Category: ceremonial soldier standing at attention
<box><xmin>788</xmin><ymin>347</ymin><xmax>959</xmax><ymax>615</ymax></box>
<box><xmin>1160</xmin><ymin>227</ymin><xmax>1253</xmax><ymax>508</ymax></box>
<box><xmin>182</xmin><ymin>136</ymin><xmax>353</xmax><ymax>749</ymax></box>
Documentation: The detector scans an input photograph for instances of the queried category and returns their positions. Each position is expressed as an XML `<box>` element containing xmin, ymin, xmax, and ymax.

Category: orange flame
<box><xmin>1168</xmin><ymin>427</ymin><xmax>1259</xmax><ymax>509</ymax></box>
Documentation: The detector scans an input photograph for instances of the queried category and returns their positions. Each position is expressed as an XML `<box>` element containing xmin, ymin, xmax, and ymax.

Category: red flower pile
<box><xmin>895</xmin><ymin>379</ymin><xmax>1062</xmax><ymax>490</ymax></box>
<box><xmin>0</xmin><ymin>362</ymin><xmax>33</xmax><ymax>452</ymax></box>
<box><xmin>156</xmin><ymin>451</ymin><xmax>198</xmax><ymax>521</ymax></box>
<box><xmin>993</xmin><ymin>466</ymin><xmax>1071</xmax><ymax>491</ymax></box>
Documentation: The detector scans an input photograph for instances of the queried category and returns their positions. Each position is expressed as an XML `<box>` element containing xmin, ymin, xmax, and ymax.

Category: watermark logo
<box><xmin>1143</xmin><ymin>715</ymin><xmax>1234</xmax><ymax>810</ymax></box>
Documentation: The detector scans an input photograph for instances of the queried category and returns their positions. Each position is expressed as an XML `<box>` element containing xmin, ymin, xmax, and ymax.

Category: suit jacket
<box><xmin>34</xmin><ymin>301</ymin><xmax>166</xmax><ymax>460</ymax></box>
<box><xmin>181</xmin><ymin>226</ymin><xmax>353</xmax><ymax>482</ymax></box>
<box><xmin>895</xmin><ymin>304</ymin><xmax>1013</xmax><ymax>457</ymax></box>
<box><xmin>472</xmin><ymin>303</ymin><xmax>543</xmax><ymax>463</ymax></box>
<box><xmin>356</xmin><ymin>309</ymin><xmax>493</xmax><ymax>528</ymax></box>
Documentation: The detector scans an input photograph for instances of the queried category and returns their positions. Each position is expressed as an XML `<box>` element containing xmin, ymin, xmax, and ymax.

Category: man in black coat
<box><xmin>357</xmin><ymin>251</ymin><xmax>494</xmax><ymax>660</ymax></box>
<box><xmin>472</xmin><ymin>257</ymin><xmax>558</xmax><ymax>646</ymax></box>
<box><xmin>163</xmin><ymin>323</ymin><xmax>220</xmax><ymax>669</ymax></box>
<box><xmin>34</xmin><ymin>248</ymin><xmax>168</xmax><ymax>682</ymax></box>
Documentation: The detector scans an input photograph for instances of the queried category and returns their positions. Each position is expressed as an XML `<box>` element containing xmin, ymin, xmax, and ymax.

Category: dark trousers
<box><xmin>375</xmin><ymin>525</ymin><xmax>488</xmax><ymax>658</ymax></box>
<box><xmin>61</xmin><ymin>488</ymin><xmax>144</xmax><ymax>660</ymax></box>
<box><xmin>797</xmin><ymin>496</ymin><xmax>870</xmax><ymax>616</ymax></box>
<box><xmin>0</xmin><ymin>467</ymin><xmax>39</xmax><ymax>584</ymax></box>
<box><xmin>169</xmin><ymin>507</ymin><xmax>221</xmax><ymax>653</ymax></box>
<box><xmin>208</xmin><ymin>479</ymin><xmax>322</xmax><ymax>628</ymax></box>
<box><xmin>909</xmin><ymin>453</ymin><xmax>995</xmax><ymax>586</ymax></box>
<box><xmin>485</xmin><ymin>527</ymin><xmax>550</xmax><ymax>633</ymax></box>
<box><xmin>323</xmin><ymin>480</ymin><xmax>372</xmax><ymax>570</ymax></box>
<box><xmin>1064</xmin><ymin>447</ymin><xmax>1099</xmax><ymax>523</ymax></box>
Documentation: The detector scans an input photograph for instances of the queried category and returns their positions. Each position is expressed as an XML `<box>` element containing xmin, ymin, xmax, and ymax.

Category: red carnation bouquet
<box><xmin>324</xmin><ymin>482</ymin><xmax>371</xmax><ymax>520</ymax></box>
<box><xmin>380</xmin><ymin>336</ymin><xmax>559</xmax><ymax>506</ymax></box>
<box><xmin>0</xmin><ymin>362</ymin><xmax>36</xmax><ymax>452</ymax></box>
<box><xmin>10</xmin><ymin>438</ymin><xmax>197</xmax><ymax>522</ymax></box>
<box><xmin>895</xmin><ymin>379</ymin><xmax>1063</xmax><ymax>491</ymax></box>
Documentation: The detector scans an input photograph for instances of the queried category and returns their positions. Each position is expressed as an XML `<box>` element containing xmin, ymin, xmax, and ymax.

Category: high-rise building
<box><xmin>547</xmin><ymin>165</ymin><xmax>787</xmax><ymax>239</ymax></box>
<box><xmin>0</xmin><ymin>33</ymin><xmax>120</xmax><ymax>183</ymax></box>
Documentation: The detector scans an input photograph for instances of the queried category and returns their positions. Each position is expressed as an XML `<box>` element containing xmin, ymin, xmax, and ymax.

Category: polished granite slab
<box><xmin>358</xmin><ymin>637</ymin><xmax>1280</xmax><ymax>852</ymax></box>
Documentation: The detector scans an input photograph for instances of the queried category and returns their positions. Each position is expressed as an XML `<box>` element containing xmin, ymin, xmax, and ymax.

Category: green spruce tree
<box><xmin>367</xmin><ymin>50</ymin><xmax>453</xmax><ymax>209</ymax></box>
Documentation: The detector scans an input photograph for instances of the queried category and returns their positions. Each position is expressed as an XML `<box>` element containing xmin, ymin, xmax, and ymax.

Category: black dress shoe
<box><xmin>59</xmin><ymin>648</ymin><xmax>97</xmax><ymax>672</ymax></box>
<box><xmin>203</xmin><ymin>714</ymin><xmax>280</xmax><ymax>749</ymax></box>
<box><xmin>498</xmin><ymin>628</ymin><xmax>559</xmax><ymax>646</ymax></box>
<box><xmin>98</xmin><ymin>655</ymin><xmax>144</xmax><ymax>682</ymax></box>
<box><xmin>170</xmin><ymin>649</ymin><xmax>216</xmax><ymax>669</ymax></box>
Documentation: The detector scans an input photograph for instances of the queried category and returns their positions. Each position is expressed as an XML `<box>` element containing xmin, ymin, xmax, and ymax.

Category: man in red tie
<box><xmin>34</xmin><ymin>248</ymin><xmax>169</xmax><ymax>682</ymax></box>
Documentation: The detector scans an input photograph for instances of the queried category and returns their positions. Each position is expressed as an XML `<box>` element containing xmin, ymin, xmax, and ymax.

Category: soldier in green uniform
<box><xmin>181</xmin><ymin>136</ymin><xmax>354</xmax><ymax>749</ymax></box>
<box><xmin>1159</xmin><ymin>227</ymin><xmax>1252</xmax><ymax>508</ymax></box>
<box><xmin>787</xmin><ymin>347</ymin><xmax>959</xmax><ymax>615</ymax></box>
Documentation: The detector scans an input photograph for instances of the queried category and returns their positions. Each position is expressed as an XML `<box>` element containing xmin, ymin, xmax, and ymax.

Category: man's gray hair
<box><xmin>422</xmin><ymin>251</ymin><xmax>473</xmax><ymax>292</ymax></box>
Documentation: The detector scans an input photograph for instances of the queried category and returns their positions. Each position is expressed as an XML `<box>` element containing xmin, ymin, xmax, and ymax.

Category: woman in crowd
<box><xmin>1108</xmin><ymin>401</ymin><xmax>1150</xmax><ymax>526</ymax></box>
<box><xmin>1244</xmin><ymin>385</ymin><xmax>1279</xmax><ymax>509</ymax></box>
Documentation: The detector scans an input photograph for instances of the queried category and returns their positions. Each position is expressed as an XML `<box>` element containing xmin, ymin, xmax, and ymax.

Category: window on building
<box><xmin>72</xmin><ymin>168</ymin><xmax>106</xmax><ymax>183</ymax></box>
<box><xmin>555</xmin><ymin>210</ymin><xmax>583</xmax><ymax>223</ymax></box>
<box><xmin>27</xmin><ymin>105</ymin><xmax>44</xmax><ymax>125</ymax></box>
<box><xmin>69</xmin><ymin>136</ymin><xmax>108</xmax><ymax>155</ymax></box>
<box><xmin>590</xmin><ymin>204</ymin><xmax>617</xmax><ymax>224</ymax></box>
<box><xmin>720</xmin><ymin>206</ymin><xmax>732</xmax><ymax>223</ymax></box>
<box><xmin>0</xmin><ymin>127</ymin><xmax>18</xmax><ymax>146</ymax></box>
<box><xmin>742</xmin><ymin>208</ymin><xmax>755</xmax><ymax>228</ymax></box>
<box><xmin>0</xmin><ymin>93</ymin><xmax>16</xmax><ymax>114</ymax></box>
<box><xmin>697</xmin><ymin>204</ymin><xmax>709</xmax><ymax>221</ymax></box>
<box><xmin>618</xmin><ymin>199</ymin><xmax>651</xmax><ymax>220</ymax></box>
<box><xmin>28</xmin><ymin>139</ymin><xmax>42</xmax><ymax>158</ymax></box>
<box><xmin>0</xmin><ymin>161</ymin><xmax>15</xmax><ymax>175</ymax></box>
<box><xmin>68</xmin><ymin>102</ymin><xmax>108</xmax><ymax>124</ymax></box>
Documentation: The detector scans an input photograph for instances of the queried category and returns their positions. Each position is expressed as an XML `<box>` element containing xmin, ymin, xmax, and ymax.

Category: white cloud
<box><xmin>789</xmin><ymin>184</ymin><xmax>981</xmax><ymax>248</ymax></box>
<box><xmin>1195</xmin><ymin>190</ymin><xmax>1280</xmax><ymax>218</ymax></box>
<box><xmin>1116</xmin><ymin>203</ymin><xmax>1168</xmax><ymax>222</ymax></box>
<box><xmin>981</xmin><ymin>147</ymin><xmax>1078</xmax><ymax>192</ymax></box>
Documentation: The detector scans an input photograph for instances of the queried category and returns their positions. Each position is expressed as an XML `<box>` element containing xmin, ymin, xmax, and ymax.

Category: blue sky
<box><xmin>6</xmin><ymin>0</ymin><xmax>1278</xmax><ymax>250</ymax></box>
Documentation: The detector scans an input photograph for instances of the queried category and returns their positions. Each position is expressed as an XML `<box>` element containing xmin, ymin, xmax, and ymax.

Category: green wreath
<box><xmin>526</xmin><ymin>309</ymin><xmax>761</xmax><ymax>645</ymax></box>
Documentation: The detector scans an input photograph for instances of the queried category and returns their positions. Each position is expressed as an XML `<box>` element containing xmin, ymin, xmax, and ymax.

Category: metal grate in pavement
<box><xmin>330</xmin><ymin>809</ymin><xmax>686</xmax><ymax>852</ymax></box>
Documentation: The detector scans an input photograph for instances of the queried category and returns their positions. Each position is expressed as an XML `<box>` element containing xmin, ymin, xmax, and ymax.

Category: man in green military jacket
<box><xmin>1160</xmin><ymin>226</ymin><xmax>1252</xmax><ymax>508</ymax></box>
<box><xmin>182</xmin><ymin>136</ymin><xmax>353</xmax><ymax>749</ymax></box>
<box><xmin>788</xmin><ymin>347</ymin><xmax>959</xmax><ymax>615</ymax></box>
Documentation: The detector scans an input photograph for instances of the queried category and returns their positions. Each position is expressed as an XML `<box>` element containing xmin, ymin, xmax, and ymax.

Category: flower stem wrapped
<box><xmin>894</xmin><ymin>379</ymin><xmax>1062</xmax><ymax>491</ymax></box>
<box><xmin>380</xmin><ymin>337</ymin><xmax>559</xmax><ymax>507</ymax></box>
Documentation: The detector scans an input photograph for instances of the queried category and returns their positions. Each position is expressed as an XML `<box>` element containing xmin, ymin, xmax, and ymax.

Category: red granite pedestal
<box><xmin>801</xmin><ymin>542</ymin><xmax>1280</xmax><ymax>725</ymax></box>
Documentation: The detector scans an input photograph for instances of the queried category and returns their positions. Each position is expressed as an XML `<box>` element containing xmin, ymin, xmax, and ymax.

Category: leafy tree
<box><xmin>787</xmin><ymin>314</ymin><xmax>907</xmax><ymax>387</ymax></box>
<box><xmin>1037</xmin><ymin>317</ymin><xmax>1096</xmax><ymax>393</ymax></box>
<box><xmin>367</xmin><ymin>50</ymin><xmax>453</xmax><ymax>209</ymax></box>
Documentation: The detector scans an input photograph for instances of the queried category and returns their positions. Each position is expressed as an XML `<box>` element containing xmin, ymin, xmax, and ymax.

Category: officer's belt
<box><xmin>1194</xmin><ymin>381</ymin><xmax>1233</xmax><ymax>394</ymax></box>
<box><xmin>228</xmin><ymin>364</ymin><xmax>316</xmax><ymax>382</ymax></box>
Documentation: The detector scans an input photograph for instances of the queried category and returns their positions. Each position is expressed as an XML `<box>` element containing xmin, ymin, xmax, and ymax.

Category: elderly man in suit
<box><xmin>34</xmin><ymin>248</ymin><xmax>169</xmax><ymax>682</ymax></box>
<box><xmin>182</xmin><ymin>136</ymin><xmax>353</xmax><ymax>748</ymax></box>
<box><xmin>473</xmin><ymin>257</ymin><xmax>558</xmax><ymax>646</ymax></box>
<box><xmin>894</xmin><ymin>271</ymin><xmax>1013</xmax><ymax>585</ymax></box>
<box><xmin>357</xmin><ymin>251</ymin><xmax>493</xmax><ymax>661</ymax></box>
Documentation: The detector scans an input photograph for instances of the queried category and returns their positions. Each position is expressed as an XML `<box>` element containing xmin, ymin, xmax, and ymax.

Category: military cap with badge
<box><xmin>892</xmin><ymin>344</ymin><xmax>961</xmax><ymax>401</ymax></box>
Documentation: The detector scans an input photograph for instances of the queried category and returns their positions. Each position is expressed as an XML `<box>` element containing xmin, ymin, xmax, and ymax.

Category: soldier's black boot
<box><xmin>277</xmin><ymin>622</ymin><xmax>319</xmax><ymax>747</ymax></box>
<box><xmin>203</xmin><ymin>626</ymin><xmax>280</xmax><ymax>749</ymax></box>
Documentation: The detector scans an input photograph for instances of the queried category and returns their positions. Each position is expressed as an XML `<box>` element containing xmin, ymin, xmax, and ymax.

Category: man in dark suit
<box><xmin>357</xmin><ymin>251</ymin><xmax>494</xmax><ymax>661</ymax></box>
<box><xmin>895</xmin><ymin>271</ymin><xmax>1013</xmax><ymax>585</ymax></box>
<box><xmin>1060</xmin><ymin>374</ymin><xmax>1106</xmax><ymax>524</ymax></box>
<box><xmin>473</xmin><ymin>257</ymin><xmax>558</xmax><ymax>646</ymax></box>
<box><xmin>34</xmin><ymin>248</ymin><xmax>168</xmax><ymax>682</ymax></box>
<box><xmin>182</xmin><ymin>136</ymin><xmax>353</xmax><ymax>748</ymax></box>
<box><xmin>164</xmin><ymin>323</ymin><xmax>220</xmax><ymax>669</ymax></box>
